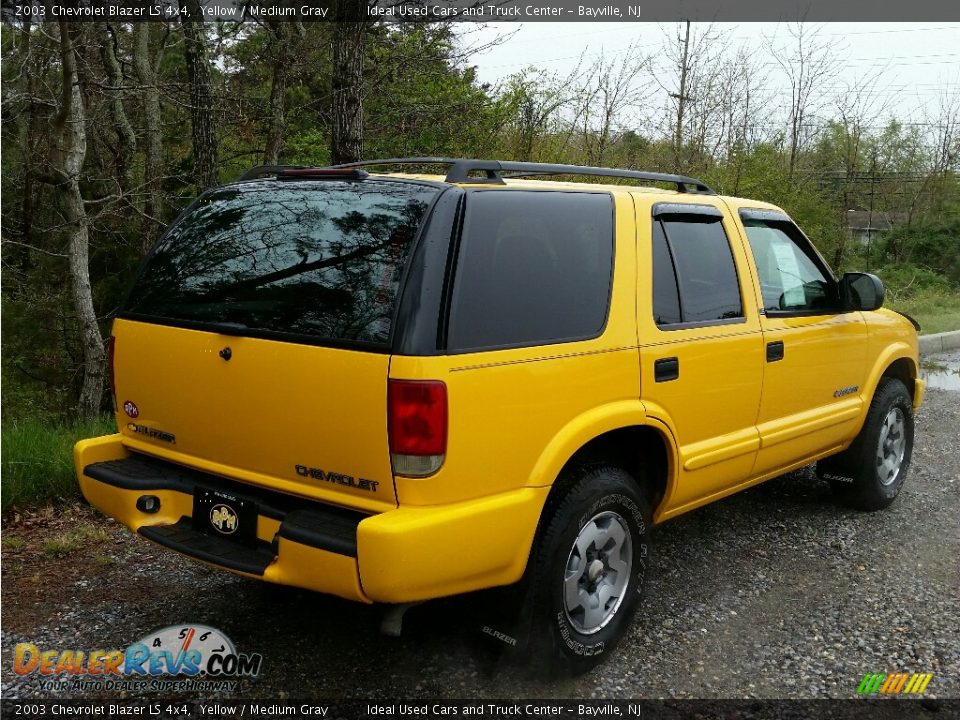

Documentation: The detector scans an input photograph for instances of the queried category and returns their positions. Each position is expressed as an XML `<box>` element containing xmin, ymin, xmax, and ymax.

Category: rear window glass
<box><xmin>447</xmin><ymin>191</ymin><xmax>613</xmax><ymax>351</ymax></box>
<box><xmin>124</xmin><ymin>180</ymin><xmax>438</xmax><ymax>346</ymax></box>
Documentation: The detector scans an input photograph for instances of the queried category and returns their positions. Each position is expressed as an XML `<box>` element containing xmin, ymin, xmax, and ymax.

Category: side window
<box><xmin>652</xmin><ymin>221</ymin><xmax>682</xmax><ymax>325</ymax></box>
<box><xmin>742</xmin><ymin>220</ymin><xmax>834</xmax><ymax>313</ymax></box>
<box><xmin>447</xmin><ymin>191</ymin><xmax>614</xmax><ymax>351</ymax></box>
<box><xmin>652</xmin><ymin>215</ymin><xmax>743</xmax><ymax>327</ymax></box>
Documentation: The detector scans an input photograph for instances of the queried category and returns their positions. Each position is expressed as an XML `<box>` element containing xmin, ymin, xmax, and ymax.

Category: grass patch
<box><xmin>2</xmin><ymin>536</ymin><xmax>26</xmax><ymax>550</ymax></box>
<box><xmin>1</xmin><ymin>416</ymin><xmax>115</xmax><ymax>512</ymax></box>
<box><xmin>40</xmin><ymin>523</ymin><xmax>111</xmax><ymax>557</ymax></box>
<box><xmin>887</xmin><ymin>289</ymin><xmax>960</xmax><ymax>336</ymax></box>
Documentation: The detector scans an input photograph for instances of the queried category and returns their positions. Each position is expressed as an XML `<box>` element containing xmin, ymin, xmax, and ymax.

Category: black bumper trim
<box><xmin>86</xmin><ymin>454</ymin><xmax>365</xmax><ymax>557</ymax></box>
<box><xmin>139</xmin><ymin>518</ymin><xmax>276</xmax><ymax>575</ymax></box>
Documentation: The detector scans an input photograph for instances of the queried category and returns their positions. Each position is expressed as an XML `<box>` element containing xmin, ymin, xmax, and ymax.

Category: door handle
<box><xmin>654</xmin><ymin>357</ymin><xmax>679</xmax><ymax>382</ymax></box>
<box><xmin>767</xmin><ymin>341</ymin><xmax>784</xmax><ymax>362</ymax></box>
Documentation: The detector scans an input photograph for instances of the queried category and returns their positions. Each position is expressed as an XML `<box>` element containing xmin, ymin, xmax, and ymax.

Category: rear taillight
<box><xmin>388</xmin><ymin>380</ymin><xmax>447</xmax><ymax>477</ymax></box>
<box><xmin>106</xmin><ymin>336</ymin><xmax>117</xmax><ymax>405</ymax></box>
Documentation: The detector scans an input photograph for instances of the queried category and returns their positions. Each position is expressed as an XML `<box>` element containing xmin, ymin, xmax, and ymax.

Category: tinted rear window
<box><xmin>124</xmin><ymin>180</ymin><xmax>438</xmax><ymax>346</ymax></box>
<box><xmin>447</xmin><ymin>191</ymin><xmax>613</xmax><ymax>351</ymax></box>
<box><xmin>655</xmin><ymin>217</ymin><xmax>743</xmax><ymax>325</ymax></box>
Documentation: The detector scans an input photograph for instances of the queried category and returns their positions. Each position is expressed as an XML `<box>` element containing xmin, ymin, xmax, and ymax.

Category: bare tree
<box><xmin>573</xmin><ymin>44</ymin><xmax>652</xmax><ymax>167</ymax></box>
<box><xmin>768</xmin><ymin>22</ymin><xmax>840</xmax><ymax>180</ymax></box>
<box><xmin>830</xmin><ymin>71</ymin><xmax>893</xmax><ymax>266</ymax></box>
<box><xmin>714</xmin><ymin>46</ymin><xmax>770</xmax><ymax>193</ymax></box>
<box><xmin>656</xmin><ymin>22</ymin><xmax>725</xmax><ymax>171</ymax></box>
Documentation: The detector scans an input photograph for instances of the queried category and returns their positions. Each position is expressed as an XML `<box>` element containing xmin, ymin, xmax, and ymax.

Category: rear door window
<box><xmin>446</xmin><ymin>190</ymin><xmax>614</xmax><ymax>352</ymax></box>
<box><xmin>123</xmin><ymin>180</ymin><xmax>439</xmax><ymax>347</ymax></box>
<box><xmin>652</xmin><ymin>212</ymin><xmax>744</xmax><ymax>327</ymax></box>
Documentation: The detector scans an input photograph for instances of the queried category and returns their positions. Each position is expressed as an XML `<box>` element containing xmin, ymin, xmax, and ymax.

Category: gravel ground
<box><xmin>2</xmin><ymin>355</ymin><xmax>958</xmax><ymax>700</ymax></box>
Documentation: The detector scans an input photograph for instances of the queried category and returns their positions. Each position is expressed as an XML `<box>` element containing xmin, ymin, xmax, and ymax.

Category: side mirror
<box><xmin>840</xmin><ymin>272</ymin><xmax>885</xmax><ymax>311</ymax></box>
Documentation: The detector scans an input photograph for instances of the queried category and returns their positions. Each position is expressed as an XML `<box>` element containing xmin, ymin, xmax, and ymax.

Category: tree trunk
<box><xmin>263</xmin><ymin>22</ymin><xmax>299</xmax><ymax>165</ymax></box>
<box><xmin>182</xmin><ymin>0</ymin><xmax>218</xmax><ymax>190</ymax></box>
<box><xmin>16</xmin><ymin>18</ymin><xmax>37</xmax><ymax>274</ymax></box>
<box><xmin>133</xmin><ymin>23</ymin><xmax>164</xmax><ymax>254</ymax></box>
<box><xmin>52</xmin><ymin>21</ymin><xmax>105</xmax><ymax>419</ymax></box>
<box><xmin>330</xmin><ymin>7</ymin><xmax>367</xmax><ymax>165</ymax></box>
<box><xmin>99</xmin><ymin>22</ymin><xmax>136</xmax><ymax>189</ymax></box>
<box><xmin>672</xmin><ymin>20</ymin><xmax>691</xmax><ymax>170</ymax></box>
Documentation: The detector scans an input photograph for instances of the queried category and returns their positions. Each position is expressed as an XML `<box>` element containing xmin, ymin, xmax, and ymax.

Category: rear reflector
<box><xmin>388</xmin><ymin>380</ymin><xmax>447</xmax><ymax>477</ymax></box>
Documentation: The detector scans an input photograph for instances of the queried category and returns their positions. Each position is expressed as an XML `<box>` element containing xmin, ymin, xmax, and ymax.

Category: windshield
<box><xmin>123</xmin><ymin>180</ymin><xmax>439</xmax><ymax>346</ymax></box>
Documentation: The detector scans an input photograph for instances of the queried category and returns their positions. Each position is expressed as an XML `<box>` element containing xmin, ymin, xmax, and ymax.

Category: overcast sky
<box><xmin>462</xmin><ymin>23</ymin><xmax>960</xmax><ymax>128</ymax></box>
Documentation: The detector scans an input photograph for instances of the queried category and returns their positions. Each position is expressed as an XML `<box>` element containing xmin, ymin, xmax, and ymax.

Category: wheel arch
<box><xmin>862</xmin><ymin>344</ymin><xmax>919</xmax><ymax>408</ymax></box>
<box><xmin>528</xmin><ymin>404</ymin><xmax>678</xmax><ymax>539</ymax></box>
<box><xmin>879</xmin><ymin>356</ymin><xmax>918</xmax><ymax>401</ymax></box>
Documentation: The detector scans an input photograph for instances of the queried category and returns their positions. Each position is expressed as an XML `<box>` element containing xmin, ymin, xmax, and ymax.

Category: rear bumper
<box><xmin>75</xmin><ymin>435</ymin><xmax>548</xmax><ymax>604</ymax></box>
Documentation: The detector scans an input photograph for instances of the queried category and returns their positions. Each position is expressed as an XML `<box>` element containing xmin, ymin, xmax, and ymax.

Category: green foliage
<box><xmin>875</xmin><ymin>264</ymin><xmax>952</xmax><ymax>301</ymax></box>
<box><xmin>873</xmin><ymin>262</ymin><xmax>960</xmax><ymax>334</ymax></box>
<box><xmin>364</xmin><ymin>26</ymin><xmax>507</xmax><ymax>159</ymax></box>
<box><xmin>880</xmin><ymin>213</ymin><xmax>960</xmax><ymax>286</ymax></box>
<box><xmin>283</xmin><ymin>129</ymin><xmax>331</xmax><ymax>167</ymax></box>
<box><xmin>1</xmin><ymin>416</ymin><xmax>116</xmax><ymax>511</ymax></box>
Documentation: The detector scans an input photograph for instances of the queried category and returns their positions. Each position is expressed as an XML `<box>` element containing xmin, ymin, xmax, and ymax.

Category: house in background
<box><xmin>846</xmin><ymin>209</ymin><xmax>908</xmax><ymax>247</ymax></box>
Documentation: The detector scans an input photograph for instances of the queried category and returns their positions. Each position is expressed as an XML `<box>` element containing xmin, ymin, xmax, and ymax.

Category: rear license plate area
<box><xmin>193</xmin><ymin>487</ymin><xmax>258</xmax><ymax>547</ymax></box>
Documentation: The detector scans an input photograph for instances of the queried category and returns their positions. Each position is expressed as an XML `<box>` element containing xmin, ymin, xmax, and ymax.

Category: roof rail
<box><xmin>330</xmin><ymin>157</ymin><xmax>715</xmax><ymax>194</ymax></box>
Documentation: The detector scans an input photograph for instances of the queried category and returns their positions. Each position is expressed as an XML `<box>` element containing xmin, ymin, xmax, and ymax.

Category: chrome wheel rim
<box><xmin>563</xmin><ymin>510</ymin><xmax>632</xmax><ymax>635</ymax></box>
<box><xmin>876</xmin><ymin>406</ymin><xmax>907</xmax><ymax>486</ymax></box>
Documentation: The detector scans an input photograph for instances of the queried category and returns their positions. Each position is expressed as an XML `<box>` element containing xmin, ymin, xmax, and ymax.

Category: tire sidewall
<box><xmin>539</xmin><ymin>473</ymin><xmax>650</xmax><ymax>667</ymax></box>
<box><xmin>865</xmin><ymin>384</ymin><xmax>914</xmax><ymax>502</ymax></box>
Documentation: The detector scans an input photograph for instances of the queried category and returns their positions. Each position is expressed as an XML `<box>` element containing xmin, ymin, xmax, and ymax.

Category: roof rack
<box><xmin>329</xmin><ymin>157</ymin><xmax>715</xmax><ymax>194</ymax></box>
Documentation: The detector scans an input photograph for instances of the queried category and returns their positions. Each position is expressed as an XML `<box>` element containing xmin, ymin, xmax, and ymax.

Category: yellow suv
<box><xmin>75</xmin><ymin>159</ymin><xmax>924</xmax><ymax>674</ymax></box>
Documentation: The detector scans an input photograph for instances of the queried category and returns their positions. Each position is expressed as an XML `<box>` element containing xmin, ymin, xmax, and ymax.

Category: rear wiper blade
<box><xmin>205</xmin><ymin>321</ymin><xmax>249</xmax><ymax>335</ymax></box>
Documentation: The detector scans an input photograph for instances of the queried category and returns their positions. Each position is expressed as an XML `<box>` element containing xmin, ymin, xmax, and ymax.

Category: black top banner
<box><xmin>2</xmin><ymin>0</ymin><xmax>960</xmax><ymax>22</ymax></box>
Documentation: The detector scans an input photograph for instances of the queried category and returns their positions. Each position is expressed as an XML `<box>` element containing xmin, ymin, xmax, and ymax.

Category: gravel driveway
<box><xmin>3</xmin><ymin>354</ymin><xmax>958</xmax><ymax>700</ymax></box>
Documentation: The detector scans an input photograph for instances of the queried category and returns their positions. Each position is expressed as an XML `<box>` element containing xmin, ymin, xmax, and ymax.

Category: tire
<box><xmin>517</xmin><ymin>465</ymin><xmax>652</xmax><ymax>676</ymax></box>
<box><xmin>817</xmin><ymin>377</ymin><xmax>914</xmax><ymax>511</ymax></box>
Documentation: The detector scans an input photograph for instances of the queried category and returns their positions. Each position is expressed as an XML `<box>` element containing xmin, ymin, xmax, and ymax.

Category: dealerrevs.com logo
<box><xmin>13</xmin><ymin>624</ymin><xmax>262</xmax><ymax>693</ymax></box>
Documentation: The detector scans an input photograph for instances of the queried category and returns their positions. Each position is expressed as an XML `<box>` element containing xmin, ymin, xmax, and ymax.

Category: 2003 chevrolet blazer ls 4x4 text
<box><xmin>75</xmin><ymin>158</ymin><xmax>924</xmax><ymax>674</ymax></box>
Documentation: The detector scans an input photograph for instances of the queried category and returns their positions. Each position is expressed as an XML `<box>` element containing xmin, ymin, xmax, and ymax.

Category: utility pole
<box><xmin>866</xmin><ymin>150</ymin><xmax>877</xmax><ymax>268</ymax></box>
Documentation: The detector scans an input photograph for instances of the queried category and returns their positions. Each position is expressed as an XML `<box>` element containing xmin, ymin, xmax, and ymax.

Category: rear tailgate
<box><xmin>113</xmin><ymin>318</ymin><xmax>396</xmax><ymax>511</ymax></box>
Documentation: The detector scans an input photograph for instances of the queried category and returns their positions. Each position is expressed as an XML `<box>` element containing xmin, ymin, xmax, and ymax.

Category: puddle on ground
<box><xmin>921</xmin><ymin>360</ymin><xmax>960</xmax><ymax>391</ymax></box>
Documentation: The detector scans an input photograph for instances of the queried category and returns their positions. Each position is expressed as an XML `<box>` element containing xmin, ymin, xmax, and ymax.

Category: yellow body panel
<box><xmin>75</xmin><ymin>175</ymin><xmax>923</xmax><ymax>606</ymax></box>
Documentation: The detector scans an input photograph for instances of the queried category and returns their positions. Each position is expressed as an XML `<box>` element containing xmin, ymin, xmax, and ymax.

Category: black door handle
<box><xmin>767</xmin><ymin>340</ymin><xmax>784</xmax><ymax>362</ymax></box>
<box><xmin>654</xmin><ymin>357</ymin><xmax>679</xmax><ymax>382</ymax></box>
